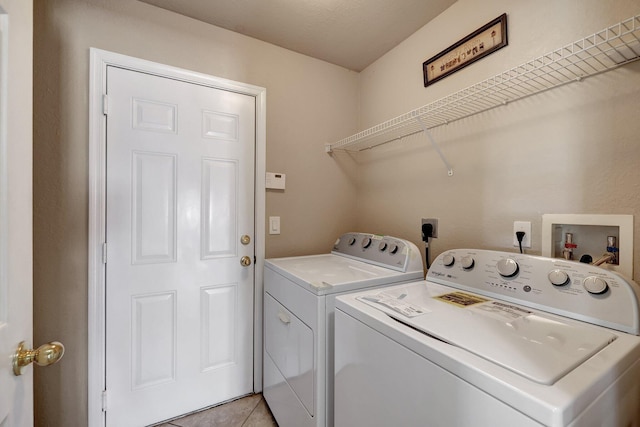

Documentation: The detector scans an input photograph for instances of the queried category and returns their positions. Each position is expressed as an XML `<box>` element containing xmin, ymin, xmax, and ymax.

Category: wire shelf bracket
<box><xmin>415</xmin><ymin>116</ymin><xmax>453</xmax><ymax>176</ymax></box>
<box><xmin>325</xmin><ymin>13</ymin><xmax>640</xmax><ymax>175</ymax></box>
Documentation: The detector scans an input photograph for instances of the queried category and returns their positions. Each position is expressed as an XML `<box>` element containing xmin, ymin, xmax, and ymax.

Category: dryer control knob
<box><xmin>496</xmin><ymin>258</ymin><xmax>519</xmax><ymax>277</ymax></box>
<box><xmin>378</xmin><ymin>242</ymin><xmax>388</xmax><ymax>252</ymax></box>
<box><xmin>348</xmin><ymin>237</ymin><xmax>356</xmax><ymax>246</ymax></box>
<box><xmin>461</xmin><ymin>256</ymin><xmax>475</xmax><ymax>270</ymax></box>
<box><xmin>548</xmin><ymin>270</ymin><xmax>570</xmax><ymax>286</ymax></box>
<box><xmin>389</xmin><ymin>244</ymin><xmax>399</xmax><ymax>254</ymax></box>
<box><xmin>361</xmin><ymin>237</ymin><xmax>372</xmax><ymax>249</ymax></box>
<box><xmin>442</xmin><ymin>254</ymin><xmax>455</xmax><ymax>266</ymax></box>
<box><xmin>583</xmin><ymin>276</ymin><xmax>608</xmax><ymax>294</ymax></box>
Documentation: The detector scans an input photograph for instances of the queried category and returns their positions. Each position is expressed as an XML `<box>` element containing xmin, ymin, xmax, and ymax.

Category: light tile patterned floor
<box><xmin>156</xmin><ymin>394</ymin><xmax>277</xmax><ymax>427</ymax></box>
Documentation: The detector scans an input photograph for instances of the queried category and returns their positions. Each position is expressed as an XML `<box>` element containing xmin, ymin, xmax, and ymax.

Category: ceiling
<box><xmin>139</xmin><ymin>0</ymin><xmax>457</xmax><ymax>71</ymax></box>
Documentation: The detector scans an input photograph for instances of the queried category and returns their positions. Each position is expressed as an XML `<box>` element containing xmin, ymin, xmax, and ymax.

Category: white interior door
<box><xmin>105</xmin><ymin>66</ymin><xmax>256</xmax><ymax>427</ymax></box>
<box><xmin>0</xmin><ymin>5</ymin><xmax>34</xmax><ymax>427</ymax></box>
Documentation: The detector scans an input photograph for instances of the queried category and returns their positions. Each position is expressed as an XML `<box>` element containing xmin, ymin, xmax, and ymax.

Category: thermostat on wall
<box><xmin>266</xmin><ymin>172</ymin><xmax>286</xmax><ymax>190</ymax></box>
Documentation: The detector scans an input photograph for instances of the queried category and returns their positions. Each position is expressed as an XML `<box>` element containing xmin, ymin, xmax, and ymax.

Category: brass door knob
<box><xmin>240</xmin><ymin>256</ymin><xmax>252</xmax><ymax>267</ymax></box>
<box><xmin>240</xmin><ymin>235</ymin><xmax>251</xmax><ymax>245</ymax></box>
<box><xmin>13</xmin><ymin>341</ymin><xmax>65</xmax><ymax>376</ymax></box>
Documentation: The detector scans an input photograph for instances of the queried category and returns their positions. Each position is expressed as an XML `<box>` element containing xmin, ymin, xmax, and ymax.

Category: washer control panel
<box><xmin>427</xmin><ymin>249</ymin><xmax>640</xmax><ymax>334</ymax></box>
<box><xmin>332</xmin><ymin>232</ymin><xmax>423</xmax><ymax>273</ymax></box>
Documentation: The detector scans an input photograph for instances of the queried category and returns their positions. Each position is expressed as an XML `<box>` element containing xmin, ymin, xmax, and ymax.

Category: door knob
<box><xmin>13</xmin><ymin>341</ymin><xmax>65</xmax><ymax>376</ymax></box>
<box><xmin>240</xmin><ymin>256</ymin><xmax>252</xmax><ymax>267</ymax></box>
<box><xmin>240</xmin><ymin>235</ymin><xmax>251</xmax><ymax>245</ymax></box>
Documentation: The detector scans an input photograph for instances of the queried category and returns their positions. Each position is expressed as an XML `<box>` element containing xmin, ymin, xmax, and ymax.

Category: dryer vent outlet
<box><xmin>422</xmin><ymin>218</ymin><xmax>438</xmax><ymax>239</ymax></box>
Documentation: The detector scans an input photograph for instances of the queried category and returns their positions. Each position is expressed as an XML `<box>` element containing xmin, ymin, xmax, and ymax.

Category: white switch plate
<box><xmin>266</xmin><ymin>172</ymin><xmax>286</xmax><ymax>190</ymax></box>
<box><xmin>269</xmin><ymin>216</ymin><xmax>281</xmax><ymax>235</ymax></box>
<box><xmin>513</xmin><ymin>221</ymin><xmax>532</xmax><ymax>248</ymax></box>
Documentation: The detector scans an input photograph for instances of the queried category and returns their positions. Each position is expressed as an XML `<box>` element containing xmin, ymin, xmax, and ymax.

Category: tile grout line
<box><xmin>240</xmin><ymin>396</ymin><xmax>264</xmax><ymax>427</ymax></box>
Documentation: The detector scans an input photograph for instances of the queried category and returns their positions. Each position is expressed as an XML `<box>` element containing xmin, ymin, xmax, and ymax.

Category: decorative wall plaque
<box><xmin>423</xmin><ymin>13</ymin><xmax>508</xmax><ymax>87</ymax></box>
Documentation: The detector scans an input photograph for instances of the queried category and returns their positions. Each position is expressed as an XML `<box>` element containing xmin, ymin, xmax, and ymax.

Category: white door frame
<box><xmin>88</xmin><ymin>48</ymin><xmax>266</xmax><ymax>427</ymax></box>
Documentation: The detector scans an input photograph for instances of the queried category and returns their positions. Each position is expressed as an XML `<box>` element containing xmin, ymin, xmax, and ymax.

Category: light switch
<box><xmin>269</xmin><ymin>216</ymin><xmax>281</xmax><ymax>235</ymax></box>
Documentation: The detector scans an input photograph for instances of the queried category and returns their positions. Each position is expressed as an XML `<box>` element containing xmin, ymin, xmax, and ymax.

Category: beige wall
<box><xmin>33</xmin><ymin>0</ymin><xmax>358</xmax><ymax>425</ymax></box>
<box><xmin>356</xmin><ymin>0</ymin><xmax>640</xmax><ymax>278</ymax></box>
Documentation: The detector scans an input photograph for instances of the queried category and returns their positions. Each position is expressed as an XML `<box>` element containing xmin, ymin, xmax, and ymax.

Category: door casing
<box><xmin>88</xmin><ymin>48</ymin><xmax>266</xmax><ymax>427</ymax></box>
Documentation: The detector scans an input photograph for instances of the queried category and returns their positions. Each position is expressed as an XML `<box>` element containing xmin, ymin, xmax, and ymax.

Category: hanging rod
<box><xmin>326</xmin><ymin>14</ymin><xmax>640</xmax><ymax>155</ymax></box>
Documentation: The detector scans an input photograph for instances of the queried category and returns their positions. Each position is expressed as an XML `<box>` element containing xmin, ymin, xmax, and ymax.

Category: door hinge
<box><xmin>101</xmin><ymin>389</ymin><xmax>108</xmax><ymax>412</ymax></box>
<box><xmin>102</xmin><ymin>94</ymin><xmax>109</xmax><ymax>115</ymax></box>
<box><xmin>102</xmin><ymin>242</ymin><xmax>107</xmax><ymax>264</ymax></box>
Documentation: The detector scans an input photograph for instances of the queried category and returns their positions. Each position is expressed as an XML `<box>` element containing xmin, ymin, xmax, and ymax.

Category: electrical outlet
<box><xmin>422</xmin><ymin>218</ymin><xmax>438</xmax><ymax>239</ymax></box>
<box><xmin>513</xmin><ymin>221</ymin><xmax>531</xmax><ymax>248</ymax></box>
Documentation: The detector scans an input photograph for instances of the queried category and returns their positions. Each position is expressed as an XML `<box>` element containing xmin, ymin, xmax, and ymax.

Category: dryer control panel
<box><xmin>332</xmin><ymin>232</ymin><xmax>423</xmax><ymax>273</ymax></box>
<box><xmin>427</xmin><ymin>249</ymin><xmax>640</xmax><ymax>335</ymax></box>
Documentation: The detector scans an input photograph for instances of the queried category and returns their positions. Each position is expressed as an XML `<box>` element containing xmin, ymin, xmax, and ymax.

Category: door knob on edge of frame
<box><xmin>13</xmin><ymin>341</ymin><xmax>65</xmax><ymax>376</ymax></box>
<box><xmin>240</xmin><ymin>256</ymin><xmax>252</xmax><ymax>267</ymax></box>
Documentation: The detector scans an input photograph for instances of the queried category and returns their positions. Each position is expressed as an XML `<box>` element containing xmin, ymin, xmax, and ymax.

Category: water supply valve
<box><xmin>606</xmin><ymin>236</ymin><xmax>619</xmax><ymax>265</ymax></box>
<box><xmin>563</xmin><ymin>233</ymin><xmax>577</xmax><ymax>260</ymax></box>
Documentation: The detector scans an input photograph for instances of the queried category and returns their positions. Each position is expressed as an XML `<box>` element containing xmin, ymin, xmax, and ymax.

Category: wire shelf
<box><xmin>326</xmin><ymin>14</ymin><xmax>640</xmax><ymax>153</ymax></box>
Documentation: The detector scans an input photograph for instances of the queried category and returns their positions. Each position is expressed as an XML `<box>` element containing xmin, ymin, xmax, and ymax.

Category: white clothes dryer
<box><xmin>334</xmin><ymin>249</ymin><xmax>640</xmax><ymax>427</ymax></box>
<box><xmin>263</xmin><ymin>232</ymin><xmax>423</xmax><ymax>427</ymax></box>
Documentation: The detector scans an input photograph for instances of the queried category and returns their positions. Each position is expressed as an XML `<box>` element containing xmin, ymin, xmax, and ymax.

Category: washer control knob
<box><xmin>461</xmin><ymin>256</ymin><xmax>475</xmax><ymax>270</ymax></box>
<box><xmin>361</xmin><ymin>237</ymin><xmax>372</xmax><ymax>249</ymax></box>
<box><xmin>442</xmin><ymin>254</ymin><xmax>455</xmax><ymax>267</ymax></box>
<box><xmin>378</xmin><ymin>242</ymin><xmax>388</xmax><ymax>252</ymax></box>
<box><xmin>348</xmin><ymin>237</ymin><xmax>356</xmax><ymax>246</ymax></box>
<box><xmin>583</xmin><ymin>276</ymin><xmax>608</xmax><ymax>294</ymax></box>
<box><xmin>389</xmin><ymin>244</ymin><xmax>399</xmax><ymax>254</ymax></box>
<box><xmin>496</xmin><ymin>258</ymin><xmax>519</xmax><ymax>277</ymax></box>
<box><xmin>548</xmin><ymin>269</ymin><xmax>570</xmax><ymax>286</ymax></box>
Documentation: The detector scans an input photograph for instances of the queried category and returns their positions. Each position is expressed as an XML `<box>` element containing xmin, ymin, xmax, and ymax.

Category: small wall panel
<box><xmin>0</xmin><ymin>265</ymin><xmax>5</xmax><ymax>323</ymax></box>
<box><xmin>132</xmin><ymin>98</ymin><xmax>177</xmax><ymax>134</ymax></box>
<box><xmin>202</xmin><ymin>110</ymin><xmax>238</xmax><ymax>142</ymax></box>
<box><xmin>201</xmin><ymin>159</ymin><xmax>237</xmax><ymax>259</ymax></box>
<box><xmin>200</xmin><ymin>284</ymin><xmax>237</xmax><ymax>371</ymax></box>
<box><xmin>132</xmin><ymin>292</ymin><xmax>176</xmax><ymax>389</ymax></box>
<box><xmin>132</xmin><ymin>152</ymin><xmax>177</xmax><ymax>264</ymax></box>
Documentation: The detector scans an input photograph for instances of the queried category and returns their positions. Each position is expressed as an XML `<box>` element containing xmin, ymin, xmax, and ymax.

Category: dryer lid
<box><xmin>266</xmin><ymin>254</ymin><xmax>422</xmax><ymax>294</ymax></box>
<box><xmin>361</xmin><ymin>284</ymin><xmax>618</xmax><ymax>385</ymax></box>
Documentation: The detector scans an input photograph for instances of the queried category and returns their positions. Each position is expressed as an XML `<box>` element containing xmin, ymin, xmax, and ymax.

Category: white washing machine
<box><xmin>263</xmin><ymin>232</ymin><xmax>424</xmax><ymax>427</ymax></box>
<box><xmin>334</xmin><ymin>249</ymin><xmax>640</xmax><ymax>427</ymax></box>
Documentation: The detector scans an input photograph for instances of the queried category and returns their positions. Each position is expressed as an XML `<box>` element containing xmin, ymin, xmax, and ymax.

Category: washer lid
<box><xmin>360</xmin><ymin>283</ymin><xmax>617</xmax><ymax>385</ymax></box>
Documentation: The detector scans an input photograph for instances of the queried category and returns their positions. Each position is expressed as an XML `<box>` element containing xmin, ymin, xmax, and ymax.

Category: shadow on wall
<box><xmin>33</xmin><ymin>3</ymin><xmax>89</xmax><ymax>425</ymax></box>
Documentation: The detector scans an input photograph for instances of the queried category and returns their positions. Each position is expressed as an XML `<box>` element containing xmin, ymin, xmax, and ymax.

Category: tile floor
<box><xmin>155</xmin><ymin>394</ymin><xmax>277</xmax><ymax>427</ymax></box>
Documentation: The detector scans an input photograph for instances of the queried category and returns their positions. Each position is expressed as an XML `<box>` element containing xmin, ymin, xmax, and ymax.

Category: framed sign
<box><xmin>423</xmin><ymin>13</ymin><xmax>508</xmax><ymax>87</ymax></box>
